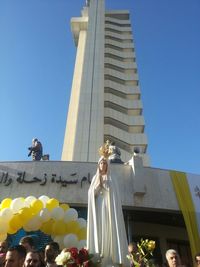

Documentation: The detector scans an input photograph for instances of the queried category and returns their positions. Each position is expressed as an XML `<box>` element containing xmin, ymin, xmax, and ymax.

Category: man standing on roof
<box><xmin>28</xmin><ymin>138</ymin><xmax>43</xmax><ymax>161</ymax></box>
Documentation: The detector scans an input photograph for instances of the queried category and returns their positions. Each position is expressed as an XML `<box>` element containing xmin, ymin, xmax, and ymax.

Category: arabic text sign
<box><xmin>0</xmin><ymin>171</ymin><xmax>91</xmax><ymax>188</ymax></box>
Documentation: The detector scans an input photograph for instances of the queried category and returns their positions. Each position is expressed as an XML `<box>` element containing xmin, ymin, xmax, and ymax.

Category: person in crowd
<box><xmin>19</xmin><ymin>236</ymin><xmax>35</xmax><ymax>253</ymax></box>
<box><xmin>195</xmin><ymin>253</ymin><xmax>200</xmax><ymax>267</ymax></box>
<box><xmin>128</xmin><ymin>242</ymin><xmax>139</xmax><ymax>267</ymax></box>
<box><xmin>87</xmin><ymin>154</ymin><xmax>128</xmax><ymax>267</ymax></box>
<box><xmin>128</xmin><ymin>242</ymin><xmax>145</xmax><ymax>267</ymax></box>
<box><xmin>166</xmin><ymin>249</ymin><xmax>181</xmax><ymax>267</ymax></box>
<box><xmin>28</xmin><ymin>138</ymin><xmax>43</xmax><ymax>161</ymax></box>
<box><xmin>128</xmin><ymin>242</ymin><xmax>138</xmax><ymax>255</ymax></box>
<box><xmin>37</xmin><ymin>250</ymin><xmax>45</xmax><ymax>267</ymax></box>
<box><xmin>23</xmin><ymin>251</ymin><xmax>43</xmax><ymax>267</ymax></box>
<box><xmin>0</xmin><ymin>240</ymin><xmax>8</xmax><ymax>254</ymax></box>
<box><xmin>4</xmin><ymin>245</ymin><xmax>26</xmax><ymax>267</ymax></box>
<box><xmin>0</xmin><ymin>240</ymin><xmax>8</xmax><ymax>267</ymax></box>
<box><xmin>44</xmin><ymin>242</ymin><xmax>60</xmax><ymax>267</ymax></box>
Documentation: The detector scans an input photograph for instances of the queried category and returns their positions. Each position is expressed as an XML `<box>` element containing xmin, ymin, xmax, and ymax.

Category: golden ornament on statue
<box><xmin>98</xmin><ymin>140</ymin><xmax>113</xmax><ymax>159</ymax></box>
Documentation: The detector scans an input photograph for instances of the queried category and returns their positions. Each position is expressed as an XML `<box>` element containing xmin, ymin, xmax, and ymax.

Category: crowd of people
<box><xmin>127</xmin><ymin>245</ymin><xmax>200</xmax><ymax>267</ymax></box>
<box><xmin>165</xmin><ymin>249</ymin><xmax>200</xmax><ymax>267</ymax></box>
<box><xmin>0</xmin><ymin>236</ymin><xmax>199</xmax><ymax>267</ymax></box>
<box><xmin>0</xmin><ymin>237</ymin><xmax>59</xmax><ymax>267</ymax></box>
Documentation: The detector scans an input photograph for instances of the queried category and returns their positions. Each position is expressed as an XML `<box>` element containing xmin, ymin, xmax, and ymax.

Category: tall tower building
<box><xmin>62</xmin><ymin>0</ymin><xmax>150</xmax><ymax>166</ymax></box>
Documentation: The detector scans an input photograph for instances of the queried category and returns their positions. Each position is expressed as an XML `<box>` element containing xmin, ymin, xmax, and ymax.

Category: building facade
<box><xmin>62</xmin><ymin>0</ymin><xmax>149</xmax><ymax>165</ymax></box>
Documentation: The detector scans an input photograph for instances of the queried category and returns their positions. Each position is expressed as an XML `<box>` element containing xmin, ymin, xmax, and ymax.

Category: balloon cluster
<box><xmin>0</xmin><ymin>196</ymin><xmax>87</xmax><ymax>249</ymax></box>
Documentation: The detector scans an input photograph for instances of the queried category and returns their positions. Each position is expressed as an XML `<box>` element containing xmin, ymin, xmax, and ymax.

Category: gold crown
<box><xmin>99</xmin><ymin>140</ymin><xmax>112</xmax><ymax>159</ymax></box>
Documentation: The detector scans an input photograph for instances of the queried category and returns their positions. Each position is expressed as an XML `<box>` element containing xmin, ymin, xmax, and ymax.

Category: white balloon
<box><xmin>0</xmin><ymin>208</ymin><xmax>13</xmax><ymax>222</ymax></box>
<box><xmin>77</xmin><ymin>218</ymin><xmax>87</xmax><ymax>228</ymax></box>
<box><xmin>54</xmin><ymin>235</ymin><xmax>64</xmax><ymax>249</ymax></box>
<box><xmin>63</xmin><ymin>234</ymin><xmax>78</xmax><ymax>248</ymax></box>
<box><xmin>25</xmin><ymin>196</ymin><xmax>36</xmax><ymax>206</ymax></box>
<box><xmin>39</xmin><ymin>195</ymin><xmax>50</xmax><ymax>207</ymax></box>
<box><xmin>51</xmin><ymin>207</ymin><xmax>64</xmax><ymax>221</ymax></box>
<box><xmin>23</xmin><ymin>202</ymin><xmax>30</xmax><ymax>208</ymax></box>
<box><xmin>39</xmin><ymin>208</ymin><xmax>50</xmax><ymax>222</ymax></box>
<box><xmin>77</xmin><ymin>240</ymin><xmax>87</xmax><ymax>249</ymax></box>
<box><xmin>10</xmin><ymin>198</ymin><xmax>25</xmax><ymax>213</ymax></box>
<box><xmin>23</xmin><ymin>215</ymin><xmax>41</xmax><ymax>232</ymax></box>
<box><xmin>64</xmin><ymin>208</ymin><xmax>78</xmax><ymax>223</ymax></box>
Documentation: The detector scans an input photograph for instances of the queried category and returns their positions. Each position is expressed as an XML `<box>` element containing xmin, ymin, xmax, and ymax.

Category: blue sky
<box><xmin>0</xmin><ymin>0</ymin><xmax>200</xmax><ymax>174</ymax></box>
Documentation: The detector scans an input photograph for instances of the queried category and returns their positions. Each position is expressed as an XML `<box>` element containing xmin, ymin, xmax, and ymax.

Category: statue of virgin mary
<box><xmin>87</xmin><ymin>142</ymin><xmax>129</xmax><ymax>267</ymax></box>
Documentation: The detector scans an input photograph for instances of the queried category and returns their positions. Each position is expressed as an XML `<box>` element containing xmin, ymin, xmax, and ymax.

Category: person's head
<box><xmin>0</xmin><ymin>240</ymin><xmax>8</xmax><ymax>267</ymax></box>
<box><xmin>4</xmin><ymin>245</ymin><xmax>26</xmax><ymax>267</ymax></box>
<box><xmin>195</xmin><ymin>252</ymin><xmax>200</xmax><ymax>267</ymax></box>
<box><xmin>128</xmin><ymin>242</ymin><xmax>138</xmax><ymax>254</ymax></box>
<box><xmin>0</xmin><ymin>240</ymin><xmax>8</xmax><ymax>253</ymax></box>
<box><xmin>44</xmin><ymin>242</ymin><xmax>60</xmax><ymax>263</ymax></box>
<box><xmin>24</xmin><ymin>252</ymin><xmax>41</xmax><ymax>267</ymax></box>
<box><xmin>19</xmin><ymin>236</ymin><xmax>35</xmax><ymax>252</ymax></box>
<box><xmin>166</xmin><ymin>249</ymin><xmax>181</xmax><ymax>267</ymax></box>
<box><xmin>32</xmin><ymin>138</ymin><xmax>38</xmax><ymax>146</ymax></box>
<box><xmin>98</xmin><ymin>157</ymin><xmax>108</xmax><ymax>175</ymax></box>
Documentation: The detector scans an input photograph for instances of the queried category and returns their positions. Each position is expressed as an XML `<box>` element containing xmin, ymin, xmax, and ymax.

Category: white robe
<box><xmin>87</xmin><ymin>165</ymin><xmax>129</xmax><ymax>267</ymax></box>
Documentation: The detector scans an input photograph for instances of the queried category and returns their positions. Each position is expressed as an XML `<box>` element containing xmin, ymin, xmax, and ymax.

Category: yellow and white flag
<box><xmin>186</xmin><ymin>173</ymin><xmax>200</xmax><ymax>235</ymax></box>
<box><xmin>170</xmin><ymin>171</ymin><xmax>200</xmax><ymax>259</ymax></box>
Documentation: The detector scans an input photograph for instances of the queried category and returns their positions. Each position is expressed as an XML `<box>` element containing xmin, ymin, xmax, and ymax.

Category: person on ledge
<box><xmin>87</xmin><ymin>146</ymin><xmax>128</xmax><ymax>267</ymax></box>
<box><xmin>108</xmin><ymin>141</ymin><xmax>124</xmax><ymax>164</ymax></box>
<box><xmin>28</xmin><ymin>138</ymin><xmax>43</xmax><ymax>161</ymax></box>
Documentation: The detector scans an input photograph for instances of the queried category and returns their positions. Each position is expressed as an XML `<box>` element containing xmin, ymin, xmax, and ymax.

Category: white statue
<box><xmin>87</xmin><ymin>153</ymin><xmax>128</xmax><ymax>267</ymax></box>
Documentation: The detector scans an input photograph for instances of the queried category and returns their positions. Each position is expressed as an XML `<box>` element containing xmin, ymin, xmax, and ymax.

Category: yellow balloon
<box><xmin>1</xmin><ymin>198</ymin><xmax>12</xmax><ymax>209</ymax></box>
<box><xmin>52</xmin><ymin>220</ymin><xmax>66</xmax><ymax>235</ymax></box>
<box><xmin>7</xmin><ymin>226</ymin><xmax>17</xmax><ymax>235</ymax></box>
<box><xmin>0</xmin><ymin>233</ymin><xmax>7</xmax><ymax>242</ymax></box>
<box><xmin>0</xmin><ymin>220</ymin><xmax>8</xmax><ymax>234</ymax></box>
<box><xmin>77</xmin><ymin>228</ymin><xmax>87</xmax><ymax>240</ymax></box>
<box><xmin>9</xmin><ymin>214</ymin><xmax>23</xmax><ymax>231</ymax></box>
<box><xmin>31</xmin><ymin>199</ymin><xmax>43</xmax><ymax>214</ymax></box>
<box><xmin>40</xmin><ymin>219</ymin><xmax>53</xmax><ymax>235</ymax></box>
<box><xmin>46</xmin><ymin>198</ymin><xmax>59</xmax><ymax>211</ymax></box>
<box><xmin>66</xmin><ymin>221</ymin><xmax>79</xmax><ymax>234</ymax></box>
<box><xmin>60</xmin><ymin>203</ymin><xmax>70</xmax><ymax>211</ymax></box>
<box><xmin>18</xmin><ymin>207</ymin><xmax>33</xmax><ymax>222</ymax></box>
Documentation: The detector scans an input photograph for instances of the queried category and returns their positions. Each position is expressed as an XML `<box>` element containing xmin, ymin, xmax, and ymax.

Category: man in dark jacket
<box><xmin>28</xmin><ymin>138</ymin><xmax>43</xmax><ymax>161</ymax></box>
